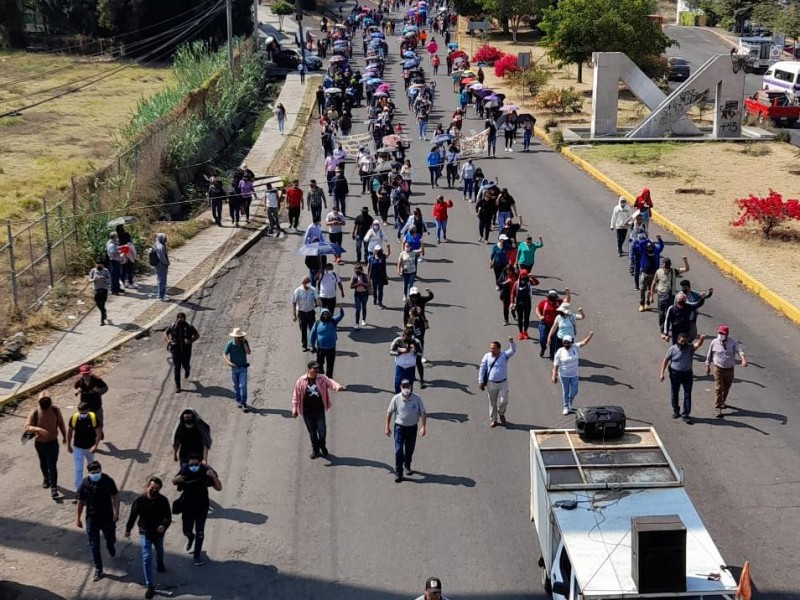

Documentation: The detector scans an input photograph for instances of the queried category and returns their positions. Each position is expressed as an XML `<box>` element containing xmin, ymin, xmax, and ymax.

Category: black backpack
<box><xmin>148</xmin><ymin>248</ymin><xmax>160</xmax><ymax>267</ymax></box>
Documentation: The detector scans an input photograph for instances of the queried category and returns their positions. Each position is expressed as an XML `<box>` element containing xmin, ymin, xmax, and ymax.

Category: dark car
<box><xmin>272</xmin><ymin>49</ymin><xmax>301</xmax><ymax>69</ymax></box>
<box><xmin>283</xmin><ymin>48</ymin><xmax>323</xmax><ymax>71</ymax></box>
<box><xmin>667</xmin><ymin>57</ymin><xmax>691</xmax><ymax>81</ymax></box>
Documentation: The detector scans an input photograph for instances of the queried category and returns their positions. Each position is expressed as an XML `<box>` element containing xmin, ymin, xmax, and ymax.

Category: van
<box><xmin>763</xmin><ymin>61</ymin><xmax>800</xmax><ymax>96</ymax></box>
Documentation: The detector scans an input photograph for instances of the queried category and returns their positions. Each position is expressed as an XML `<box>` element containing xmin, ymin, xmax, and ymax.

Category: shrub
<box><xmin>533</xmin><ymin>86</ymin><xmax>584</xmax><ymax>114</ymax></box>
<box><xmin>472</xmin><ymin>44</ymin><xmax>505</xmax><ymax>65</ymax></box>
<box><xmin>494</xmin><ymin>54</ymin><xmax>520</xmax><ymax>78</ymax></box>
<box><xmin>507</xmin><ymin>64</ymin><xmax>551</xmax><ymax>96</ymax></box>
<box><xmin>730</xmin><ymin>189</ymin><xmax>800</xmax><ymax>238</ymax></box>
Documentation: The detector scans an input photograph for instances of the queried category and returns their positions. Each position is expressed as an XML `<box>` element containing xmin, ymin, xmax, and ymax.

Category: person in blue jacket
<box><xmin>426</xmin><ymin>147</ymin><xmax>443</xmax><ymax>188</ymax></box>
<box><xmin>634</xmin><ymin>234</ymin><xmax>663</xmax><ymax>311</ymax></box>
<box><xmin>309</xmin><ymin>307</ymin><xmax>345</xmax><ymax>377</ymax></box>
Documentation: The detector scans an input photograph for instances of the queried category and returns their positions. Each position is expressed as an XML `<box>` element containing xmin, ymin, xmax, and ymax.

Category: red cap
<box><xmin>717</xmin><ymin>325</ymin><xmax>729</xmax><ymax>335</ymax></box>
<box><xmin>78</xmin><ymin>364</ymin><xmax>92</xmax><ymax>374</ymax></box>
<box><xmin>519</xmin><ymin>269</ymin><xmax>529</xmax><ymax>276</ymax></box>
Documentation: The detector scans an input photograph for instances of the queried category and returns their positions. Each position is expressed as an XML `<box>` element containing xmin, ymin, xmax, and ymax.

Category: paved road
<box><xmin>2</xmin><ymin>15</ymin><xmax>800</xmax><ymax>600</ymax></box>
<box><xmin>665</xmin><ymin>25</ymin><xmax>800</xmax><ymax>145</ymax></box>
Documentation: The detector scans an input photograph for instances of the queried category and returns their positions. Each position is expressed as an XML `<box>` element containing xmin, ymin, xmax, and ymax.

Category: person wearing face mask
<box><xmin>650</xmin><ymin>255</ymin><xmax>690</xmax><ymax>329</ymax></box>
<box><xmin>316</xmin><ymin>263</ymin><xmax>345</xmax><ymax>313</ymax></box>
<box><xmin>364</xmin><ymin>219</ymin><xmax>391</xmax><ymax>256</ymax></box>
<box><xmin>164</xmin><ymin>312</ymin><xmax>199</xmax><ymax>394</ymax></box>
<box><xmin>547</xmin><ymin>302</ymin><xmax>586</xmax><ymax>355</ymax></box>
<box><xmin>172</xmin><ymin>409</ymin><xmax>212</xmax><ymax>469</ymax></box>
<box><xmin>172</xmin><ymin>454</ymin><xmax>222</xmax><ymax>566</ymax></box>
<box><xmin>390</xmin><ymin>328</ymin><xmax>422</xmax><ymax>393</ymax></box>
<box><xmin>478</xmin><ymin>337</ymin><xmax>517</xmax><ymax>428</ymax></box>
<box><xmin>352</xmin><ymin>207</ymin><xmax>374</xmax><ymax>263</ymax></box>
<box><xmin>306</xmin><ymin>179</ymin><xmax>328</xmax><ymax>224</ymax></box>
<box><xmin>350</xmin><ymin>263</ymin><xmax>372</xmax><ymax>329</ymax></box>
<box><xmin>705</xmin><ymin>325</ymin><xmax>747</xmax><ymax>418</ymax></box>
<box><xmin>292</xmin><ymin>276</ymin><xmax>320</xmax><ymax>352</ymax></box>
<box><xmin>77</xmin><ymin>461</ymin><xmax>120</xmax><ymax>582</ymax></box>
<box><xmin>24</xmin><ymin>391</ymin><xmax>67</xmax><ymax>498</ymax></box>
<box><xmin>610</xmin><ymin>196</ymin><xmax>631</xmax><ymax>256</ymax></box>
<box><xmin>535</xmin><ymin>289</ymin><xmax>571</xmax><ymax>359</ymax></box>
<box><xmin>368</xmin><ymin>245</ymin><xmax>389</xmax><ymax>309</ymax></box>
<box><xmin>552</xmin><ymin>331</ymin><xmax>594</xmax><ymax>415</ymax></box>
<box><xmin>310</xmin><ymin>306</ymin><xmax>345</xmax><ymax>377</ymax></box>
<box><xmin>397</xmin><ymin>241</ymin><xmax>421</xmax><ymax>301</ymax></box>
<box><xmin>636</xmin><ymin>235</ymin><xmax>663</xmax><ymax>309</ymax></box>
<box><xmin>67</xmin><ymin>402</ymin><xmax>100</xmax><ymax>497</ymax></box>
<box><xmin>292</xmin><ymin>361</ymin><xmax>346</xmax><ymax>459</ymax></box>
<box><xmin>125</xmin><ymin>477</ymin><xmax>172</xmax><ymax>599</ymax></box>
<box><xmin>679</xmin><ymin>279</ymin><xmax>714</xmax><ymax>339</ymax></box>
<box><xmin>73</xmin><ymin>364</ymin><xmax>108</xmax><ymax>445</ymax></box>
<box><xmin>660</xmin><ymin>333</ymin><xmax>705</xmax><ymax>424</ymax></box>
<box><xmin>510</xmin><ymin>269</ymin><xmax>535</xmax><ymax>340</ymax></box>
<box><xmin>662</xmin><ymin>291</ymin><xmax>710</xmax><ymax>344</ymax></box>
<box><xmin>385</xmin><ymin>379</ymin><xmax>427</xmax><ymax>482</ymax></box>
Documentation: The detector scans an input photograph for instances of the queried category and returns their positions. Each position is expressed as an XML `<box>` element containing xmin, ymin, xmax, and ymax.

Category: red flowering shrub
<box><xmin>494</xmin><ymin>54</ymin><xmax>520</xmax><ymax>78</ymax></box>
<box><xmin>731</xmin><ymin>189</ymin><xmax>800</xmax><ymax>238</ymax></box>
<box><xmin>472</xmin><ymin>44</ymin><xmax>504</xmax><ymax>65</ymax></box>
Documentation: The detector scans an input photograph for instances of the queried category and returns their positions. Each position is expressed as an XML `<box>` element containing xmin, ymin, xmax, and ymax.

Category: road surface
<box><xmin>1</xmin><ymin>15</ymin><xmax>799</xmax><ymax>600</ymax></box>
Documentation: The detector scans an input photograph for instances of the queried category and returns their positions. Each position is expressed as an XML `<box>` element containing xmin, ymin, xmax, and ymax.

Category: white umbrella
<box><xmin>467</xmin><ymin>82</ymin><xmax>484</xmax><ymax>90</ymax></box>
<box><xmin>325</xmin><ymin>87</ymin><xmax>343</xmax><ymax>94</ymax></box>
<box><xmin>499</xmin><ymin>104</ymin><xmax>519</xmax><ymax>112</ymax></box>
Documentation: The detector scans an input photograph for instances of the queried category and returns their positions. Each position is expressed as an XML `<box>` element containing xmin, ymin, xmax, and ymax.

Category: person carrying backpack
<box><xmin>24</xmin><ymin>392</ymin><xmax>67</xmax><ymax>498</ymax></box>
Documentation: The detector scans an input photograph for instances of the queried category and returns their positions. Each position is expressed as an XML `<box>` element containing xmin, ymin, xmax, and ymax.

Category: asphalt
<box><xmin>1</xmin><ymin>14</ymin><xmax>800</xmax><ymax>600</ymax></box>
<box><xmin>665</xmin><ymin>25</ymin><xmax>800</xmax><ymax>145</ymax></box>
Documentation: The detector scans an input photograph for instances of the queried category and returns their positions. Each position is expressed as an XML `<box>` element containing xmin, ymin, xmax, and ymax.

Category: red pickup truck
<box><xmin>744</xmin><ymin>90</ymin><xmax>800</xmax><ymax>128</ymax></box>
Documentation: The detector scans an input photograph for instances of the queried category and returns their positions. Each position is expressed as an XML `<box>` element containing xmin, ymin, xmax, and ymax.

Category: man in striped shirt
<box><xmin>705</xmin><ymin>324</ymin><xmax>747</xmax><ymax>418</ymax></box>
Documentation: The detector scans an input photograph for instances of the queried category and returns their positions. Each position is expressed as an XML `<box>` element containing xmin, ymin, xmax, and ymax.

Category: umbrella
<box><xmin>426</xmin><ymin>41</ymin><xmax>438</xmax><ymax>54</ymax></box>
<box><xmin>375</xmin><ymin>83</ymin><xmax>391</xmax><ymax>92</ymax></box>
<box><xmin>430</xmin><ymin>133</ymin><xmax>453</xmax><ymax>145</ymax></box>
<box><xmin>375</xmin><ymin>161</ymin><xmax>402</xmax><ymax>173</ymax></box>
<box><xmin>474</xmin><ymin>88</ymin><xmax>494</xmax><ymax>99</ymax></box>
<box><xmin>461</xmin><ymin>76</ymin><xmax>476</xmax><ymax>83</ymax></box>
<box><xmin>517</xmin><ymin>112</ymin><xmax>536</xmax><ymax>124</ymax></box>
<box><xmin>467</xmin><ymin>82</ymin><xmax>484</xmax><ymax>90</ymax></box>
<box><xmin>409</xmin><ymin>83</ymin><xmax>425</xmax><ymax>89</ymax></box>
<box><xmin>499</xmin><ymin>104</ymin><xmax>519</xmax><ymax>112</ymax></box>
<box><xmin>107</xmin><ymin>216</ymin><xmax>137</xmax><ymax>228</ymax></box>
<box><xmin>330</xmin><ymin>55</ymin><xmax>346</xmax><ymax>63</ymax></box>
<box><xmin>371</xmin><ymin>32</ymin><xmax>384</xmax><ymax>38</ymax></box>
<box><xmin>447</xmin><ymin>42</ymin><xmax>458</xmax><ymax>50</ymax></box>
<box><xmin>403</xmin><ymin>59</ymin><xmax>420</xmax><ymax>68</ymax></box>
<box><xmin>365</xmin><ymin>77</ymin><xmax>382</xmax><ymax>84</ymax></box>
<box><xmin>324</xmin><ymin>87</ymin><xmax>343</xmax><ymax>94</ymax></box>
<box><xmin>402</xmin><ymin>50</ymin><xmax>417</xmax><ymax>58</ymax></box>
<box><xmin>373</xmin><ymin>91</ymin><xmax>389</xmax><ymax>97</ymax></box>
<box><xmin>404</xmin><ymin>32</ymin><xmax>417</xmax><ymax>38</ymax></box>
<box><xmin>297</xmin><ymin>242</ymin><xmax>346</xmax><ymax>256</ymax></box>
<box><xmin>334</xmin><ymin>23</ymin><xmax>347</xmax><ymax>28</ymax></box>
<box><xmin>484</xmin><ymin>100</ymin><xmax>499</xmax><ymax>109</ymax></box>
<box><xmin>484</xmin><ymin>94</ymin><xmax>500</xmax><ymax>101</ymax></box>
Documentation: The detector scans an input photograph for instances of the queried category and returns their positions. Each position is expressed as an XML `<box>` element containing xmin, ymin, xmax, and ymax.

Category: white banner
<box><xmin>336</xmin><ymin>132</ymin><xmax>374</xmax><ymax>156</ymax></box>
<box><xmin>459</xmin><ymin>128</ymin><xmax>490</xmax><ymax>157</ymax></box>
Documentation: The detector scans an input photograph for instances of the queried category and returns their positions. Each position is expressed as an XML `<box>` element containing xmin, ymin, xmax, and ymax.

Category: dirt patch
<box><xmin>575</xmin><ymin>141</ymin><xmax>800</xmax><ymax>307</ymax></box>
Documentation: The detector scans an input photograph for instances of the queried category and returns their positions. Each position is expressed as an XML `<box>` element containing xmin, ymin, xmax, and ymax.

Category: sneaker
<box><xmin>395</xmin><ymin>473</ymin><xmax>403</xmax><ymax>482</ymax></box>
<box><xmin>682</xmin><ymin>416</ymin><xmax>693</xmax><ymax>424</ymax></box>
<box><xmin>404</xmin><ymin>466</ymin><xmax>415</xmax><ymax>476</ymax></box>
<box><xmin>175</xmin><ymin>387</ymin><xmax>182</xmax><ymax>394</ymax></box>
<box><xmin>51</xmin><ymin>487</ymin><xmax>58</xmax><ymax>498</ymax></box>
<box><xmin>194</xmin><ymin>557</ymin><xmax>204</xmax><ymax>566</ymax></box>
<box><xmin>499</xmin><ymin>414</ymin><xmax>507</xmax><ymax>424</ymax></box>
<box><xmin>241</xmin><ymin>404</ymin><xmax>250</xmax><ymax>413</ymax></box>
<box><xmin>310</xmin><ymin>450</ymin><xmax>321</xmax><ymax>459</ymax></box>
<box><xmin>489</xmin><ymin>420</ymin><xmax>497</xmax><ymax>428</ymax></box>
<box><xmin>562</xmin><ymin>407</ymin><xmax>570</xmax><ymax>415</ymax></box>
<box><xmin>185</xmin><ymin>534</ymin><xmax>195</xmax><ymax>552</ymax></box>
<box><xmin>502</xmin><ymin>320</ymin><xmax>509</xmax><ymax>326</ymax></box>
<box><xmin>42</xmin><ymin>480</ymin><xmax>50</xmax><ymax>489</ymax></box>
<box><xmin>508</xmin><ymin>148</ymin><xmax>513</xmax><ymax>152</ymax></box>
<box><xmin>672</xmin><ymin>412</ymin><xmax>680</xmax><ymax>419</ymax></box>
<box><xmin>93</xmin><ymin>570</ymin><xmax>103</xmax><ymax>582</ymax></box>
<box><xmin>160</xmin><ymin>296</ymin><xmax>170</xmax><ymax>302</ymax></box>
<box><xmin>420</xmin><ymin>381</ymin><xmax>427</xmax><ymax>389</ymax></box>
<box><xmin>361</xmin><ymin>320</ymin><xmax>367</xmax><ymax>326</ymax></box>
<box><xmin>539</xmin><ymin>348</ymin><xmax>545</xmax><ymax>357</ymax></box>
<box><xmin>354</xmin><ymin>324</ymin><xmax>360</xmax><ymax>330</ymax></box>
<box><xmin>421</xmin><ymin>357</ymin><xmax>429</xmax><ymax>364</ymax></box>
<box><xmin>145</xmin><ymin>587</ymin><xmax>155</xmax><ymax>599</ymax></box>
<box><xmin>320</xmin><ymin>446</ymin><xmax>329</xmax><ymax>457</ymax></box>
<box><xmin>638</xmin><ymin>305</ymin><xmax>646</xmax><ymax>312</ymax></box>
<box><xmin>517</xmin><ymin>332</ymin><xmax>524</xmax><ymax>340</ymax></box>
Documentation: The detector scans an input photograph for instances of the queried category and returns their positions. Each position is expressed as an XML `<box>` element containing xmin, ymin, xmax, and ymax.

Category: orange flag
<box><xmin>736</xmin><ymin>561</ymin><xmax>752</xmax><ymax>600</ymax></box>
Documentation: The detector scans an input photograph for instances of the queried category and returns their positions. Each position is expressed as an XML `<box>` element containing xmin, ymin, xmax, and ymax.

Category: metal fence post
<box><xmin>7</xmin><ymin>220</ymin><xmax>18</xmax><ymax>311</ymax></box>
<box><xmin>42</xmin><ymin>197</ymin><xmax>55</xmax><ymax>288</ymax></box>
<box><xmin>57</xmin><ymin>203</ymin><xmax>68</xmax><ymax>275</ymax></box>
<box><xmin>71</xmin><ymin>176</ymin><xmax>79</xmax><ymax>244</ymax></box>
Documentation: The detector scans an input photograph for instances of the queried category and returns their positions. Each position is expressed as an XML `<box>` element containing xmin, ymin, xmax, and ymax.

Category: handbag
<box><xmin>171</xmin><ymin>494</ymin><xmax>184</xmax><ymax>515</ymax></box>
<box><xmin>21</xmin><ymin>409</ymin><xmax>38</xmax><ymax>445</ymax></box>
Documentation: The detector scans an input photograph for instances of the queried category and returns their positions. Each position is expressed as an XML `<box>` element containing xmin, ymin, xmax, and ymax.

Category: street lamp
<box><xmin>295</xmin><ymin>1</ymin><xmax>306</xmax><ymax>76</ymax></box>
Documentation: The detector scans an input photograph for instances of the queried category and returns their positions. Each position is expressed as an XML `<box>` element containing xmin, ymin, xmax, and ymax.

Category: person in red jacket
<box><xmin>292</xmin><ymin>361</ymin><xmax>346</xmax><ymax>459</ymax></box>
<box><xmin>634</xmin><ymin>187</ymin><xmax>653</xmax><ymax>233</ymax></box>
<box><xmin>432</xmin><ymin>195</ymin><xmax>454</xmax><ymax>243</ymax></box>
<box><xmin>535</xmin><ymin>288</ymin><xmax>571</xmax><ymax>359</ymax></box>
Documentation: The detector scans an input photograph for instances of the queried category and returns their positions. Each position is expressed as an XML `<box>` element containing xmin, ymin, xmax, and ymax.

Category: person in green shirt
<box><xmin>516</xmin><ymin>235</ymin><xmax>543</xmax><ymax>273</ymax></box>
<box><xmin>223</xmin><ymin>328</ymin><xmax>251</xmax><ymax>412</ymax></box>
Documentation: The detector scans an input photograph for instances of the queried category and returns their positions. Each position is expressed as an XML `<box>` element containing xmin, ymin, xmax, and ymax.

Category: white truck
<box><xmin>529</xmin><ymin>427</ymin><xmax>740</xmax><ymax>600</ymax></box>
<box><xmin>737</xmin><ymin>36</ymin><xmax>783</xmax><ymax>73</ymax></box>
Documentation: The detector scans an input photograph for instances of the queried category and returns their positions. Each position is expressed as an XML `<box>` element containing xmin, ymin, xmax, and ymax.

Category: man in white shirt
<box><xmin>265</xmin><ymin>183</ymin><xmax>282</xmax><ymax>236</ymax></box>
<box><xmin>552</xmin><ymin>331</ymin><xmax>594</xmax><ymax>415</ymax></box>
<box><xmin>325</xmin><ymin>207</ymin><xmax>346</xmax><ymax>263</ymax></box>
<box><xmin>609</xmin><ymin>196</ymin><xmax>631</xmax><ymax>256</ymax></box>
<box><xmin>292</xmin><ymin>277</ymin><xmax>319</xmax><ymax>352</ymax></box>
<box><xmin>478</xmin><ymin>337</ymin><xmax>516</xmax><ymax>428</ymax></box>
<box><xmin>317</xmin><ymin>264</ymin><xmax>344</xmax><ymax>312</ymax></box>
<box><xmin>325</xmin><ymin>154</ymin><xmax>339</xmax><ymax>194</ymax></box>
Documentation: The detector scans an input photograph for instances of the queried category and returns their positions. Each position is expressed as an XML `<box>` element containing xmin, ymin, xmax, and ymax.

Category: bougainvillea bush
<box><xmin>731</xmin><ymin>189</ymin><xmax>800</xmax><ymax>238</ymax></box>
<box><xmin>472</xmin><ymin>44</ymin><xmax>505</xmax><ymax>65</ymax></box>
<box><xmin>494</xmin><ymin>54</ymin><xmax>520</xmax><ymax>78</ymax></box>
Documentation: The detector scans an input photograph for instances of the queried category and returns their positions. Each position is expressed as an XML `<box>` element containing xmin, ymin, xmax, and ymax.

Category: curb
<box><xmin>0</xmin><ymin>77</ymin><xmax>321</xmax><ymax>409</ymax></box>
<box><xmin>559</xmin><ymin>145</ymin><xmax>800</xmax><ymax>326</ymax></box>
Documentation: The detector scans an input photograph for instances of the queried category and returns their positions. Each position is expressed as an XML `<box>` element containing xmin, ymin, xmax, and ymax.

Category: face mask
<box><xmin>148</xmin><ymin>489</ymin><xmax>159</xmax><ymax>497</ymax></box>
<box><xmin>89</xmin><ymin>473</ymin><xmax>102</xmax><ymax>482</ymax></box>
<box><xmin>401</xmin><ymin>388</ymin><xmax>412</xmax><ymax>398</ymax></box>
<box><xmin>718</xmin><ymin>334</ymin><xmax>727</xmax><ymax>342</ymax></box>
<box><xmin>188</xmin><ymin>465</ymin><xmax>201</xmax><ymax>473</ymax></box>
<box><xmin>78</xmin><ymin>413</ymin><xmax>89</xmax><ymax>419</ymax></box>
<box><xmin>184</xmin><ymin>419</ymin><xmax>194</xmax><ymax>427</ymax></box>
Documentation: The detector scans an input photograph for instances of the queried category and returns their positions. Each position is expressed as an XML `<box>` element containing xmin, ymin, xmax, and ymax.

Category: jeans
<box><xmin>326</xmin><ymin>171</ymin><xmax>336</xmax><ymax>195</ymax></box>
<box><xmin>640</xmin><ymin>272</ymin><xmax>654</xmax><ymax>305</ymax></box>
<box><xmin>462</xmin><ymin>177</ymin><xmax>473</xmax><ymax>199</ymax></box>
<box><xmin>446</xmin><ymin>164</ymin><xmax>457</xmax><ymax>187</ymax></box>
<box><xmin>402</xmin><ymin>271</ymin><xmax>416</xmax><ymax>297</ymax></box>
<box><xmin>267</xmin><ymin>207</ymin><xmax>281</xmax><ymax>232</ymax></box>
<box><xmin>559</xmin><ymin>375</ymin><xmax>579</xmax><ymax>408</ymax></box>
<box><xmin>334</xmin><ymin>195</ymin><xmax>347</xmax><ymax>215</ymax></box>
<box><xmin>371</xmin><ymin>277</ymin><xmax>385</xmax><ymax>305</ymax></box>
<box><xmin>94</xmin><ymin>289</ymin><xmax>108</xmax><ymax>322</ymax></box>
<box><xmin>354</xmin><ymin>235</ymin><xmax>368</xmax><ymax>263</ymax></box>
<box><xmin>231</xmin><ymin>366</ymin><xmax>248</xmax><ymax>406</ymax></box>
<box><xmin>393</xmin><ymin>423</ymin><xmax>418</xmax><ymax>474</ymax></box>
<box><xmin>298</xmin><ymin>310</ymin><xmax>316</xmax><ymax>349</ymax></box>
<box><xmin>434</xmin><ymin>219</ymin><xmax>447</xmax><ymax>242</ymax></box>
<box><xmin>121</xmin><ymin>261</ymin><xmax>134</xmax><ymax>286</ymax></box>
<box><xmin>354</xmin><ymin>292</ymin><xmax>368</xmax><ymax>322</ymax></box>
<box><xmin>523</xmin><ymin>129</ymin><xmax>532</xmax><ymax>150</ymax></box>
<box><xmin>486</xmin><ymin>379</ymin><xmax>509</xmax><ymax>421</ymax></box>
<box><xmin>487</xmin><ymin>135</ymin><xmax>496</xmax><ymax>156</ymax></box>
<box><xmin>418</xmin><ymin>120</ymin><xmax>428</xmax><ymax>138</ymax></box>
<box><xmin>310</xmin><ymin>204</ymin><xmax>323</xmax><ymax>224</ymax></box>
<box><xmin>140</xmin><ymin>533</ymin><xmax>165</xmax><ymax>588</ymax></box>
<box><xmin>394</xmin><ymin>364</ymin><xmax>416</xmax><ymax>393</ymax></box>
<box><xmin>229</xmin><ymin>199</ymin><xmax>241</xmax><ymax>223</ymax></box>
<box><xmin>316</xmin><ymin>347</ymin><xmax>336</xmax><ymax>377</ymax></box>
<box><xmin>182</xmin><ymin>511</ymin><xmax>207</xmax><ymax>559</ymax></box>
<box><xmin>669</xmin><ymin>369</ymin><xmax>693</xmax><ymax>416</ymax></box>
<box><xmin>538</xmin><ymin>322</ymin><xmax>556</xmax><ymax>359</ymax></box>
<box><xmin>171</xmin><ymin>349</ymin><xmax>191</xmax><ymax>388</ymax></box>
<box><xmin>109</xmin><ymin>260</ymin><xmax>121</xmax><ymax>294</ymax></box>
<box><xmin>86</xmin><ymin>517</ymin><xmax>116</xmax><ymax>572</ymax></box>
<box><xmin>73</xmin><ymin>446</ymin><xmax>95</xmax><ymax>491</ymax></box>
<box><xmin>155</xmin><ymin>264</ymin><xmax>168</xmax><ymax>300</ymax></box>
<box><xmin>428</xmin><ymin>166</ymin><xmax>440</xmax><ymax>186</ymax></box>
<box><xmin>302</xmin><ymin>410</ymin><xmax>327</xmax><ymax>451</ymax></box>
<box><xmin>35</xmin><ymin>439</ymin><xmax>59</xmax><ymax>488</ymax></box>
<box><xmin>497</xmin><ymin>211</ymin><xmax>512</xmax><ymax>229</ymax></box>
<box><xmin>278</xmin><ymin>115</ymin><xmax>286</xmax><ymax>134</ymax></box>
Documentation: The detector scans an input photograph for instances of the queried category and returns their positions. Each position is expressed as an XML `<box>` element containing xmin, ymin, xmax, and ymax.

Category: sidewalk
<box><xmin>0</xmin><ymin>64</ymin><xmax>315</xmax><ymax>403</ymax></box>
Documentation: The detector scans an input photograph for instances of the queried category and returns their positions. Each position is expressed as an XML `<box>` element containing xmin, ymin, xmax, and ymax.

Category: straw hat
<box><xmin>229</xmin><ymin>327</ymin><xmax>247</xmax><ymax>338</ymax></box>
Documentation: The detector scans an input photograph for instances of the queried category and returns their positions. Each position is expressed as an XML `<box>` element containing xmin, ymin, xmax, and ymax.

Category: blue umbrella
<box><xmin>366</xmin><ymin>77</ymin><xmax>382</xmax><ymax>84</ymax></box>
<box><xmin>430</xmin><ymin>133</ymin><xmax>454</xmax><ymax>145</ymax></box>
<box><xmin>296</xmin><ymin>242</ymin><xmax>346</xmax><ymax>256</ymax></box>
<box><xmin>403</xmin><ymin>59</ymin><xmax>419</xmax><ymax>69</ymax></box>
<box><xmin>402</xmin><ymin>50</ymin><xmax>417</xmax><ymax>58</ymax></box>
<box><xmin>371</xmin><ymin>32</ymin><xmax>384</xmax><ymax>38</ymax></box>
<box><xmin>447</xmin><ymin>42</ymin><xmax>458</xmax><ymax>50</ymax></box>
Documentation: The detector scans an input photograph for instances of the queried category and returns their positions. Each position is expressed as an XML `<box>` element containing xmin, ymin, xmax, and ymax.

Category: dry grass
<box><xmin>576</xmin><ymin>141</ymin><xmax>800</xmax><ymax>308</ymax></box>
<box><xmin>0</xmin><ymin>51</ymin><xmax>172</xmax><ymax>222</ymax></box>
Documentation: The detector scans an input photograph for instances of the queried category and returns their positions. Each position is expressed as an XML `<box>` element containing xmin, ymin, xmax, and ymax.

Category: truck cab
<box><xmin>738</xmin><ymin>36</ymin><xmax>782</xmax><ymax>73</ymax></box>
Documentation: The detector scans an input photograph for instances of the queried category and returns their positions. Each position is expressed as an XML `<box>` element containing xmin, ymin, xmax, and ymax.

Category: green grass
<box><xmin>0</xmin><ymin>51</ymin><xmax>172</xmax><ymax>224</ymax></box>
<box><xmin>581</xmin><ymin>142</ymin><xmax>680</xmax><ymax>165</ymax></box>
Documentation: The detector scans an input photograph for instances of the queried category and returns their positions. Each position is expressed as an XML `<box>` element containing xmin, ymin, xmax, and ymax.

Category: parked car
<box><xmin>272</xmin><ymin>49</ymin><xmax>301</xmax><ymax>69</ymax></box>
<box><xmin>283</xmin><ymin>48</ymin><xmax>323</xmax><ymax>71</ymax></box>
<box><xmin>667</xmin><ymin>57</ymin><xmax>691</xmax><ymax>81</ymax></box>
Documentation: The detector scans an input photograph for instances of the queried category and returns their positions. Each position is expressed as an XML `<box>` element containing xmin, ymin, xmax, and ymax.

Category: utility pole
<box><xmin>295</xmin><ymin>0</ymin><xmax>305</xmax><ymax>80</ymax></box>
<box><xmin>253</xmin><ymin>0</ymin><xmax>260</xmax><ymax>48</ymax></box>
<box><xmin>226</xmin><ymin>0</ymin><xmax>234</xmax><ymax>71</ymax></box>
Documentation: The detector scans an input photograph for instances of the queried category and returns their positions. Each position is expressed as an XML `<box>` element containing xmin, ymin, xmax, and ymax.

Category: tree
<box><xmin>0</xmin><ymin>0</ymin><xmax>27</xmax><ymax>47</ymax></box>
<box><xmin>752</xmin><ymin>0</ymin><xmax>800</xmax><ymax>40</ymax></box>
<box><xmin>539</xmin><ymin>0</ymin><xmax>673</xmax><ymax>83</ymax></box>
<box><xmin>271</xmin><ymin>0</ymin><xmax>295</xmax><ymax>32</ymax></box>
<box><xmin>480</xmin><ymin>0</ymin><xmax>552</xmax><ymax>42</ymax></box>
<box><xmin>715</xmin><ymin>0</ymin><xmax>758</xmax><ymax>33</ymax></box>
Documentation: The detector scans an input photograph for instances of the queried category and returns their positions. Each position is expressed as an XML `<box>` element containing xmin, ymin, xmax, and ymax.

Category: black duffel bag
<box><xmin>575</xmin><ymin>406</ymin><xmax>626</xmax><ymax>440</ymax></box>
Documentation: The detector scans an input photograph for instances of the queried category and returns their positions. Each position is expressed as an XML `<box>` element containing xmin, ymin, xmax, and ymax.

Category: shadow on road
<box><xmin>426</xmin><ymin>412</ymin><xmax>469</xmax><ymax>422</ymax></box>
<box><xmin>344</xmin><ymin>383</ymin><xmax>393</xmax><ymax>394</ymax></box>
<box><xmin>249</xmin><ymin>407</ymin><xmax>293</xmax><ymax>418</ymax></box>
<box><xmin>579</xmin><ymin>359</ymin><xmax>620</xmax><ymax>370</ymax></box>
<box><xmin>208</xmin><ymin>500</ymin><xmax>268</xmax><ymax>525</ymax></box>
<box><xmin>323</xmin><ymin>453</ymin><xmax>394</xmax><ymax>473</ymax></box>
<box><xmin>190</xmin><ymin>383</ymin><xmax>235</xmax><ymax>399</ymax></box>
<box><xmin>426</xmin><ymin>379</ymin><xmax>475</xmax><ymax>394</ymax></box>
<box><xmin>98</xmin><ymin>442</ymin><xmax>152</xmax><ymax>464</ymax></box>
<box><xmin>404</xmin><ymin>470</ymin><xmax>476</xmax><ymax>487</ymax></box>
<box><xmin>582</xmin><ymin>374</ymin><xmax>634</xmax><ymax>389</ymax></box>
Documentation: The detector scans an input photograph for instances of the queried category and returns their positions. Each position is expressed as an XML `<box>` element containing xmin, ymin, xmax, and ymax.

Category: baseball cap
<box><xmin>78</xmin><ymin>364</ymin><xmax>92</xmax><ymax>374</ymax></box>
<box><xmin>562</xmin><ymin>335</ymin><xmax>574</xmax><ymax>343</ymax></box>
<box><xmin>425</xmin><ymin>577</ymin><xmax>443</xmax><ymax>592</ymax></box>
<box><xmin>409</xmin><ymin>287</ymin><xmax>420</xmax><ymax>295</ymax></box>
<box><xmin>498</xmin><ymin>234</ymin><xmax>509</xmax><ymax>241</ymax></box>
<box><xmin>547</xmin><ymin>289</ymin><xmax>558</xmax><ymax>298</ymax></box>
<box><xmin>320</xmin><ymin>308</ymin><xmax>331</xmax><ymax>315</ymax></box>
<box><xmin>400</xmin><ymin>378</ymin><xmax>412</xmax><ymax>386</ymax></box>
<box><xmin>717</xmin><ymin>325</ymin><xmax>729</xmax><ymax>335</ymax></box>
<box><xmin>374</xmin><ymin>244</ymin><xmax>382</xmax><ymax>251</ymax></box>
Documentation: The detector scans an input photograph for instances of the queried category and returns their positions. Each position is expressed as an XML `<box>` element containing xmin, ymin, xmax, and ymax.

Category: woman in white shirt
<box><xmin>364</xmin><ymin>221</ymin><xmax>391</xmax><ymax>257</ymax></box>
<box><xmin>552</xmin><ymin>331</ymin><xmax>594</xmax><ymax>415</ymax></box>
<box><xmin>397</xmin><ymin>241</ymin><xmax>420</xmax><ymax>300</ymax></box>
<box><xmin>400</xmin><ymin>159</ymin><xmax>413</xmax><ymax>194</ymax></box>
